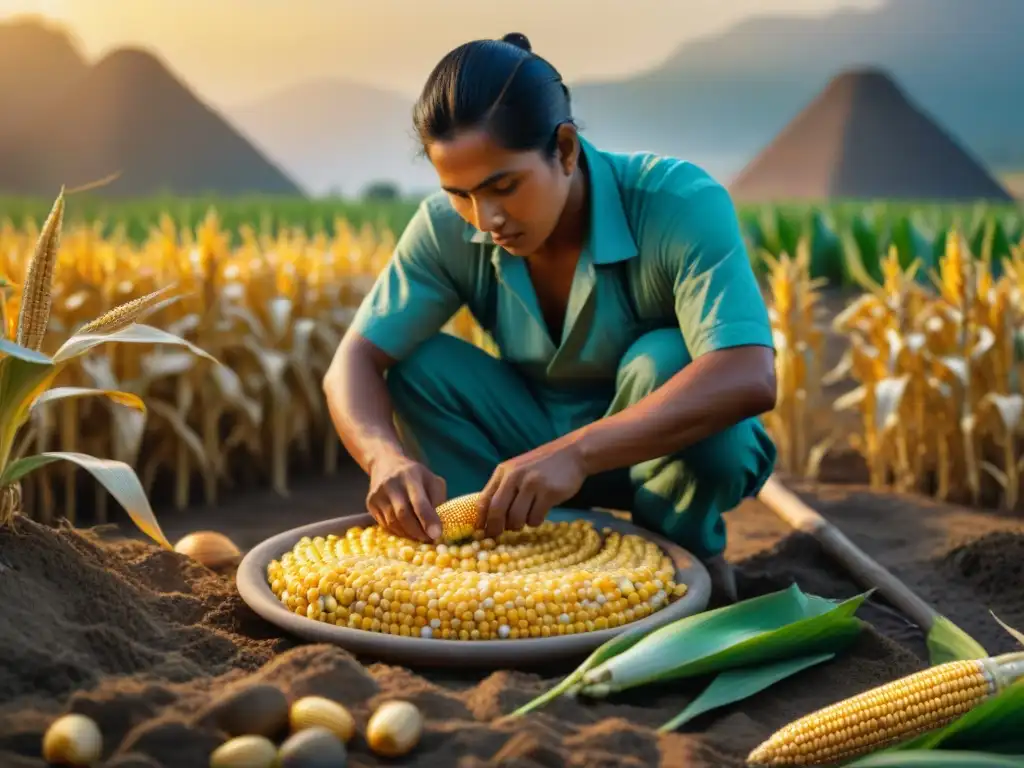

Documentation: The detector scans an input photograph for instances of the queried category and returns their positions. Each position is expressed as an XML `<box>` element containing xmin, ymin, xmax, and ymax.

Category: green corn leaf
<box><xmin>0</xmin><ymin>355</ymin><xmax>59</xmax><ymax>467</ymax></box>
<box><xmin>848</xmin><ymin>750</ymin><xmax>1024</xmax><ymax>767</ymax></box>
<box><xmin>578</xmin><ymin>585</ymin><xmax>870</xmax><ymax>697</ymax></box>
<box><xmin>840</xmin><ymin>229</ymin><xmax>883</xmax><ymax>293</ymax></box>
<box><xmin>926</xmin><ymin>614</ymin><xmax>989</xmax><ymax>665</ymax></box>
<box><xmin>850</xmin><ymin>212</ymin><xmax>886</xmax><ymax>285</ymax></box>
<box><xmin>505</xmin><ymin>620</ymin><xmax>651</xmax><ymax>718</ymax></box>
<box><xmin>0</xmin><ymin>337</ymin><xmax>53</xmax><ymax>364</ymax></box>
<box><xmin>891</xmin><ymin>214</ymin><xmax>936</xmax><ymax>280</ymax></box>
<box><xmin>775</xmin><ymin>208</ymin><xmax>802</xmax><ymax>260</ymax></box>
<box><xmin>970</xmin><ymin>216</ymin><xmax>1012</xmax><ymax>279</ymax></box>
<box><xmin>658</xmin><ymin>652</ymin><xmax>836</xmax><ymax>733</ymax></box>
<box><xmin>806</xmin><ymin>210</ymin><xmax>844</xmax><ymax>285</ymax></box>
<box><xmin>758</xmin><ymin>206</ymin><xmax>782</xmax><ymax>255</ymax></box>
<box><xmin>0</xmin><ymin>451</ymin><xmax>171</xmax><ymax>549</ymax></box>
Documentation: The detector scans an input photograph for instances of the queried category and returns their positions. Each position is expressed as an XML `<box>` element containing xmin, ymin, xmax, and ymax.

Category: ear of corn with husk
<box><xmin>748</xmin><ymin>652</ymin><xmax>1024</xmax><ymax>766</ymax></box>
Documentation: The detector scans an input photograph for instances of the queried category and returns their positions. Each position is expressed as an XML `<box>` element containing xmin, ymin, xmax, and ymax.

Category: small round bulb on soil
<box><xmin>174</xmin><ymin>531</ymin><xmax>241</xmax><ymax>569</ymax></box>
<box><xmin>277</xmin><ymin>726</ymin><xmax>347</xmax><ymax>768</ymax></box>
<box><xmin>289</xmin><ymin>696</ymin><xmax>355</xmax><ymax>743</ymax></box>
<box><xmin>202</xmin><ymin>683</ymin><xmax>290</xmax><ymax>739</ymax></box>
<box><xmin>209</xmin><ymin>735</ymin><xmax>277</xmax><ymax>768</ymax></box>
<box><xmin>365</xmin><ymin>700</ymin><xmax>423</xmax><ymax>758</ymax></box>
<box><xmin>42</xmin><ymin>713</ymin><xmax>103</xmax><ymax>766</ymax></box>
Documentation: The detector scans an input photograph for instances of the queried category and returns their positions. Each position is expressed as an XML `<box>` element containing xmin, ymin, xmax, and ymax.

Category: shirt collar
<box><xmin>462</xmin><ymin>135</ymin><xmax>638</xmax><ymax>264</ymax></box>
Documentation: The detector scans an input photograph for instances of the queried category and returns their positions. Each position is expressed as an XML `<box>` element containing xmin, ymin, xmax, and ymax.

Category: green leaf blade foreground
<box><xmin>657</xmin><ymin>652</ymin><xmax>837</xmax><ymax>733</ymax></box>
<box><xmin>509</xmin><ymin>585</ymin><xmax>868</xmax><ymax>716</ymax></box>
<box><xmin>926</xmin><ymin>614</ymin><xmax>989</xmax><ymax>665</ymax></box>
<box><xmin>504</xmin><ymin>621</ymin><xmax>652</xmax><ymax>718</ymax></box>
<box><xmin>0</xmin><ymin>337</ymin><xmax>53</xmax><ymax>364</ymax></box>
<box><xmin>1</xmin><ymin>451</ymin><xmax>172</xmax><ymax>550</ymax></box>
<box><xmin>578</xmin><ymin>586</ymin><xmax>870</xmax><ymax>696</ymax></box>
<box><xmin>848</xmin><ymin>750</ymin><xmax>1024</xmax><ymax>767</ymax></box>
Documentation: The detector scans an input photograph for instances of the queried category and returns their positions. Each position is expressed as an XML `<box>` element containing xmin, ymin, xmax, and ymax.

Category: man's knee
<box><xmin>616</xmin><ymin>328</ymin><xmax>692</xmax><ymax>397</ymax></box>
<box><xmin>386</xmin><ymin>333</ymin><xmax>485</xmax><ymax>403</ymax></box>
<box><xmin>682</xmin><ymin>420</ymin><xmax>776</xmax><ymax>499</ymax></box>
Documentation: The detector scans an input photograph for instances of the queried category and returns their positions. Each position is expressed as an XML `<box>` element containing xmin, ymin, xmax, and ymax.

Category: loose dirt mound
<box><xmin>0</xmin><ymin>513</ymin><xmax>909</xmax><ymax>767</ymax></box>
<box><xmin>0</xmin><ymin>482</ymin><xmax>1021</xmax><ymax>768</ymax></box>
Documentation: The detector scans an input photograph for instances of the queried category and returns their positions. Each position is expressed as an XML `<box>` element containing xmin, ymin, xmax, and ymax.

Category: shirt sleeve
<box><xmin>348</xmin><ymin>200</ymin><xmax>464</xmax><ymax>361</ymax></box>
<box><xmin>660</xmin><ymin>180</ymin><xmax>775</xmax><ymax>360</ymax></box>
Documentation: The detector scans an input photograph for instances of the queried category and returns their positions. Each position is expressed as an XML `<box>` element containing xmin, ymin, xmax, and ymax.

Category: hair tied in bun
<box><xmin>501</xmin><ymin>32</ymin><xmax>532</xmax><ymax>52</ymax></box>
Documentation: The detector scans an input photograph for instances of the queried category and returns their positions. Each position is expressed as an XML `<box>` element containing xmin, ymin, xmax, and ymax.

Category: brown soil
<box><xmin>0</xmin><ymin>461</ymin><xmax>1022</xmax><ymax>768</ymax></box>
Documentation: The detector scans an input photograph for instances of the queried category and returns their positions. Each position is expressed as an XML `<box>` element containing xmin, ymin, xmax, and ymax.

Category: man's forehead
<box><xmin>433</xmin><ymin>142</ymin><xmax>533</xmax><ymax>192</ymax></box>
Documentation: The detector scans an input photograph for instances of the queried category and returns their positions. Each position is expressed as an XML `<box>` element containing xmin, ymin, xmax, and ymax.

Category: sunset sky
<box><xmin>0</xmin><ymin>0</ymin><xmax>882</xmax><ymax>106</ymax></box>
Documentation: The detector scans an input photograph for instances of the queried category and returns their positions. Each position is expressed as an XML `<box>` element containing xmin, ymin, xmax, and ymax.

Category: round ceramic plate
<box><xmin>236</xmin><ymin>508</ymin><xmax>711</xmax><ymax>668</ymax></box>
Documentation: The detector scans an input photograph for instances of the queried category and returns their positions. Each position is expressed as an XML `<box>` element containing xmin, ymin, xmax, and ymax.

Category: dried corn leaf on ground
<box><xmin>0</xmin><ymin>463</ymin><xmax>1021</xmax><ymax>768</ymax></box>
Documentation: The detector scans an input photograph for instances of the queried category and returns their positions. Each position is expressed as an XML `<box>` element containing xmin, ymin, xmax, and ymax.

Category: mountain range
<box><xmin>228</xmin><ymin>0</ymin><xmax>1024</xmax><ymax>194</ymax></box>
<box><xmin>1</xmin><ymin>0</ymin><xmax>1022</xmax><ymax>198</ymax></box>
<box><xmin>0</xmin><ymin>18</ymin><xmax>300</xmax><ymax>197</ymax></box>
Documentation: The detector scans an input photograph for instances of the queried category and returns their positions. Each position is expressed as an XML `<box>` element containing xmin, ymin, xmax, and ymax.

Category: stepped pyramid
<box><xmin>728</xmin><ymin>68</ymin><xmax>1013</xmax><ymax>202</ymax></box>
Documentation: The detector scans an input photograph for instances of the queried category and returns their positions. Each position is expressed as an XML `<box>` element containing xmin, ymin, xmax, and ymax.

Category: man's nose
<box><xmin>474</xmin><ymin>198</ymin><xmax>505</xmax><ymax>233</ymax></box>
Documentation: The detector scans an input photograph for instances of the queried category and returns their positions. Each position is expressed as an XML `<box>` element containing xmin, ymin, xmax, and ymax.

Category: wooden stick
<box><xmin>756</xmin><ymin>476</ymin><xmax>938</xmax><ymax>632</ymax></box>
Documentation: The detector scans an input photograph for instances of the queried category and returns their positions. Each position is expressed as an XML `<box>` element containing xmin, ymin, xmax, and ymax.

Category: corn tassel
<box><xmin>76</xmin><ymin>284</ymin><xmax>178</xmax><ymax>335</ymax></box>
<box><xmin>15</xmin><ymin>188</ymin><xmax>64</xmax><ymax>351</ymax></box>
<box><xmin>747</xmin><ymin>653</ymin><xmax>1024</xmax><ymax>766</ymax></box>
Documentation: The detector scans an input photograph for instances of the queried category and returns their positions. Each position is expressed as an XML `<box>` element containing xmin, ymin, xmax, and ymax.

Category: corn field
<box><xmin>764</xmin><ymin>228</ymin><xmax>1024</xmax><ymax>512</ymax></box>
<box><xmin>1</xmin><ymin>198</ymin><xmax>1023</xmax><ymax>524</ymax></box>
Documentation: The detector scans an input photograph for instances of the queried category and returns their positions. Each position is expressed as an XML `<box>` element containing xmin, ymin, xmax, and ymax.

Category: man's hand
<box><xmin>476</xmin><ymin>441</ymin><xmax>587</xmax><ymax>539</ymax></box>
<box><xmin>367</xmin><ymin>454</ymin><xmax>446</xmax><ymax>542</ymax></box>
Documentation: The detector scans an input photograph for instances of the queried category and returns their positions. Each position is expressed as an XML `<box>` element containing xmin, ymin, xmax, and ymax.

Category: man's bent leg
<box><xmin>609</xmin><ymin>328</ymin><xmax>777</xmax><ymax>601</ymax></box>
<box><xmin>385</xmin><ymin>335</ymin><xmax>557</xmax><ymax>497</ymax></box>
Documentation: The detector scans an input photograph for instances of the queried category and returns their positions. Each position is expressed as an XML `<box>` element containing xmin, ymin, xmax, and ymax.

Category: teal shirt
<box><xmin>351</xmin><ymin>136</ymin><xmax>774</xmax><ymax>429</ymax></box>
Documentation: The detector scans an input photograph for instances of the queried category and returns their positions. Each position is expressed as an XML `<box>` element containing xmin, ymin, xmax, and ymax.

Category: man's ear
<box><xmin>555</xmin><ymin>123</ymin><xmax>579</xmax><ymax>176</ymax></box>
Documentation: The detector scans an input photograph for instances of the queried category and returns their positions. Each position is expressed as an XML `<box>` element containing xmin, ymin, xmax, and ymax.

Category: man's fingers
<box><xmin>365</xmin><ymin>492</ymin><xmax>385</xmax><ymax>527</ymax></box>
<box><xmin>408</xmin><ymin>481</ymin><xmax>442</xmax><ymax>542</ymax></box>
<box><xmin>507</xmin><ymin>488</ymin><xmax>534</xmax><ymax>531</ymax></box>
<box><xmin>378</xmin><ymin>498</ymin><xmax>397</xmax><ymax>534</ymax></box>
<box><xmin>425</xmin><ymin>473</ymin><xmax>447</xmax><ymax>508</ymax></box>
<box><xmin>394</xmin><ymin>496</ymin><xmax>428</xmax><ymax>542</ymax></box>
<box><xmin>476</xmin><ymin>471</ymin><xmax>500</xmax><ymax>532</ymax></box>
<box><xmin>484</xmin><ymin>478</ymin><xmax>516</xmax><ymax>539</ymax></box>
<box><xmin>526</xmin><ymin>496</ymin><xmax>549</xmax><ymax>528</ymax></box>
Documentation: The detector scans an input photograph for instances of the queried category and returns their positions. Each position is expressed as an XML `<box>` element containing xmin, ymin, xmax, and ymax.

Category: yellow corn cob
<box><xmin>435</xmin><ymin>493</ymin><xmax>483</xmax><ymax>543</ymax></box>
<box><xmin>747</xmin><ymin>653</ymin><xmax>1024</xmax><ymax>766</ymax></box>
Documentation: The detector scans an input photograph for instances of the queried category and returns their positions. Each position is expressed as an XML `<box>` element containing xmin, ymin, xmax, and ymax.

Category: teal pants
<box><xmin>385</xmin><ymin>330</ymin><xmax>776</xmax><ymax>559</ymax></box>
